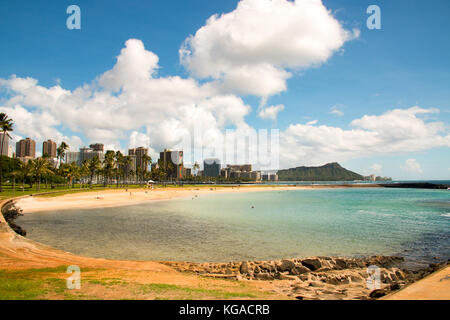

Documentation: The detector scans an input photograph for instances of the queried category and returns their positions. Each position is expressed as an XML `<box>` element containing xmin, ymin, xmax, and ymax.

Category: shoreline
<box><xmin>1</xmin><ymin>185</ymin><xmax>448</xmax><ymax>300</ymax></box>
<box><xmin>15</xmin><ymin>184</ymin><xmax>385</xmax><ymax>214</ymax></box>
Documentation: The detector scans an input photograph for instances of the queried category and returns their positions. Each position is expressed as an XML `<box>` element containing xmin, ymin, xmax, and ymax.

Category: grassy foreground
<box><xmin>0</xmin><ymin>266</ymin><xmax>279</xmax><ymax>300</ymax></box>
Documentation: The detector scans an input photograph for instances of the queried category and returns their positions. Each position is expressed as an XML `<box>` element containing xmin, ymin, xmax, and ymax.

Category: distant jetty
<box><xmin>381</xmin><ymin>182</ymin><xmax>449</xmax><ymax>190</ymax></box>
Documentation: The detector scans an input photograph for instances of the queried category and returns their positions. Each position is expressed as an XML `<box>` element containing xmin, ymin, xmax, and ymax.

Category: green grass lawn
<box><xmin>0</xmin><ymin>267</ymin><xmax>276</xmax><ymax>300</ymax></box>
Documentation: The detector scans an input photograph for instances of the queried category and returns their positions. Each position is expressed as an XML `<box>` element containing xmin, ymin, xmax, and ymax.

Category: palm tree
<box><xmin>129</xmin><ymin>169</ymin><xmax>135</xmax><ymax>186</ymax></box>
<box><xmin>80</xmin><ymin>160</ymin><xmax>90</xmax><ymax>188</ymax></box>
<box><xmin>141</xmin><ymin>154</ymin><xmax>152</xmax><ymax>185</ymax></box>
<box><xmin>31</xmin><ymin>157</ymin><xmax>52</xmax><ymax>191</ymax></box>
<box><xmin>122</xmin><ymin>156</ymin><xmax>132</xmax><ymax>186</ymax></box>
<box><xmin>114</xmin><ymin>151</ymin><xmax>124</xmax><ymax>187</ymax></box>
<box><xmin>193</xmin><ymin>162</ymin><xmax>200</xmax><ymax>176</ymax></box>
<box><xmin>88</xmin><ymin>156</ymin><xmax>101</xmax><ymax>187</ymax></box>
<box><xmin>0</xmin><ymin>113</ymin><xmax>13</xmax><ymax>192</ymax></box>
<box><xmin>18</xmin><ymin>160</ymin><xmax>32</xmax><ymax>191</ymax></box>
<box><xmin>103</xmin><ymin>150</ymin><xmax>115</xmax><ymax>187</ymax></box>
<box><xmin>10</xmin><ymin>170</ymin><xmax>20</xmax><ymax>195</ymax></box>
<box><xmin>64</xmin><ymin>163</ymin><xmax>79</xmax><ymax>188</ymax></box>
<box><xmin>42</xmin><ymin>153</ymin><xmax>51</xmax><ymax>189</ymax></box>
<box><xmin>56</xmin><ymin>141</ymin><xmax>69</xmax><ymax>168</ymax></box>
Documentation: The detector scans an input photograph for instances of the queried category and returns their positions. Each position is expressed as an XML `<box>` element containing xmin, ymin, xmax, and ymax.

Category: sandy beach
<box><xmin>16</xmin><ymin>186</ymin><xmax>290</xmax><ymax>213</ymax></box>
<box><xmin>16</xmin><ymin>184</ymin><xmax>384</xmax><ymax>214</ymax></box>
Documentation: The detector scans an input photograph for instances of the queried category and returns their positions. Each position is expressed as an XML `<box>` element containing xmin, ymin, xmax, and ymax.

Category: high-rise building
<box><xmin>120</xmin><ymin>154</ymin><xmax>137</xmax><ymax>173</ymax></box>
<box><xmin>226</xmin><ymin>164</ymin><xmax>252</xmax><ymax>172</ymax></box>
<box><xmin>80</xmin><ymin>147</ymin><xmax>104</xmax><ymax>164</ymax></box>
<box><xmin>8</xmin><ymin>145</ymin><xmax>13</xmax><ymax>158</ymax></box>
<box><xmin>159</xmin><ymin>149</ymin><xmax>184</xmax><ymax>179</ymax></box>
<box><xmin>42</xmin><ymin>139</ymin><xmax>57</xmax><ymax>158</ymax></box>
<box><xmin>16</xmin><ymin>138</ymin><xmax>36</xmax><ymax>158</ymax></box>
<box><xmin>204</xmin><ymin>158</ymin><xmax>221</xmax><ymax>177</ymax></box>
<box><xmin>262</xmin><ymin>173</ymin><xmax>278</xmax><ymax>181</ymax></box>
<box><xmin>89</xmin><ymin>143</ymin><xmax>104</xmax><ymax>152</ymax></box>
<box><xmin>65</xmin><ymin>151</ymin><xmax>81</xmax><ymax>166</ymax></box>
<box><xmin>0</xmin><ymin>132</ymin><xmax>10</xmax><ymax>157</ymax></box>
<box><xmin>128</xmin><ymin>147</ymin><xmax>149</xmax><ymax>171</ymax></box>
<box><xmin>184</xmin><ymin>167</ymin><xmax>192</xmax><ymax>178</ymax></box>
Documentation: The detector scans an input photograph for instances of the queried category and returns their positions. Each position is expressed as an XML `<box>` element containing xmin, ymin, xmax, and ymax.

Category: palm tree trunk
<box><xmin>0</xmin><ymin>134</ymin><xmax>5</xmax><ymax>192</ymax></box>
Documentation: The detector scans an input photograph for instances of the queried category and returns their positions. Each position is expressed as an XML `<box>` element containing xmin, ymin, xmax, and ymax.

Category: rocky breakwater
<box><xmin>162</xmin><ymin>256</ymin><xmax>448</xmax><ymax>300</ymax></box>
<box><xmin>1</xmin><ymin>202</ymin><xmax>26</xmax><ymax>236</ymax></box>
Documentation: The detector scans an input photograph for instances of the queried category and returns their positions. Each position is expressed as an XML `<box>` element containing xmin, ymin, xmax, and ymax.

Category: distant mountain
<box><xmin>277</xmin><ymin>162</ymin><xmax>364</xmax><ymax>181</ymax></box>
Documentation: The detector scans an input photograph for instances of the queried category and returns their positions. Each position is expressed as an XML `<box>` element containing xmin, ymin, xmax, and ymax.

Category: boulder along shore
<box><xmin>162</xmin><ymin>256</ymin><xmax>449</xmax><ymax>300</ymax></box>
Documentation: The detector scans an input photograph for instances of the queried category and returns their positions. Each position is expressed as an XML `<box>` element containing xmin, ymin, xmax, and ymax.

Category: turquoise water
<box><xmin>17</xmin><ymin>188</ymin><xmax>450</xmax><ymax>268</ymax></box>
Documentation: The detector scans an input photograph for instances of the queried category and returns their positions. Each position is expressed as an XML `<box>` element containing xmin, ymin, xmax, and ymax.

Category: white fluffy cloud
<box><xmin>0</xmin><ymin>39</ymin><xmax>252</xmax><ymax>162</ymax></box>
<box><xmin>402</xmin><ymin>159</ymin><xmax>423</xmax><ymax>174</ymax></box>
<box><xmin>280</xmin><ymin>107</ymin><xmax>450</xmax><ymax>168</ymax></box>
<box><xmin>258</xmin><ymin>104</ymin><xmax>285</xmax><ymax>120</ymax></box>
<box><xmin>1</xmin><ymin>38</ymin><xmax>449</xmax><ymax>170</ymax></box>
<box><xmin>330</xmin><ymin>105</ymin><xmax>344</xmax><ymax>116</ymax></box>
<box><xmin>180</xmin><ymin>0</ymin><xmax>358</xmax><ymax>99</ymax></box>
<box><xmin>370</xmin><ymin>163</ymin><xmax>382</xmax><ymax>174</ymax></box>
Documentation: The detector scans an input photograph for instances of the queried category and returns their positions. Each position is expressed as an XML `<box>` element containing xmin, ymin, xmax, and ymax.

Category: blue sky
<box><xmin>0</xmin><ymin>0</ymin><xmax>449</xmax><ymax>179</ymax></box>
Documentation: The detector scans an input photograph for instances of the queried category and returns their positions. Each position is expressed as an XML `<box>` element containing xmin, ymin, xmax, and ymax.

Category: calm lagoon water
<box><xmin>17</xmin><ymin>188</ymin><xmax>450</xmax><ymax>268</ymax></box>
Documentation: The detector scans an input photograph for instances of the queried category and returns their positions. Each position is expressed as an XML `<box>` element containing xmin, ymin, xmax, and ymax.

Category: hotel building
<box><xmin>204</xmin><ymin>158</ymin><xmax>221</xmax><ymax>177</ymax></box>
<box><xmin>159</xmin><ymin>149</ymin><xmax>184</xmax><ymax>179</ymax></box>
<box><xmin>16</xmin><ymin>138</ymin><xmax>36</xmax><ymax>159</ymax></box>
<box><xmin>0</xmin><ymin>132</ymin><xmax>10</xmax><ymax>157</ymax></box>
<box><xmin>128</xmin><ymin>147</ymin><xmax>149</xmax><ymax>171</ymax></box>
<box><xmin>42</xmin><ymin>139</ymin><xmax>57</xmax><ymax>158</ymax></box>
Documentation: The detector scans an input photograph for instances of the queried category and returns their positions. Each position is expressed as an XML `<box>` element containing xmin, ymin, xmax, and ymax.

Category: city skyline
<box><xmin>0</xmin><ymin>0</ymin><xmax>449</xmax><ymax>179</ymax></box>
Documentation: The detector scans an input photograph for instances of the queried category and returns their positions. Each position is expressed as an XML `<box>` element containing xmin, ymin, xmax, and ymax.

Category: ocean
<box><xmin>17</xmin><ymin>187</ymin><xmax>450</xmax><ymax>269</ymax></box>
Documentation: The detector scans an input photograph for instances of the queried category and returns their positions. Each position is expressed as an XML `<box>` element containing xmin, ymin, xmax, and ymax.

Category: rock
<box><xmin>369</xmin><ymin>289</ymin><xmax>388</xmax><ymax>299</ymax></box>
<box><xmin>302</xmin><ymin>258</ymin><xmax>322</xmax><ymax>271</ymax></box>
<box><xmin>381</xmin><ymin>271</ymin><xmax>392</xmax><ymax>284</ymax></box>
<box><xmin>295</xmin><ymin>266</ymin><xmax>311</xmax><ymax>274</ymax></box>
<box><xmin>334</xmin><ymin>258</ymin><xmax>348</xmax><ymax>269</ymax></box>
<box><xmin>390</xmin><ymin>273</ymin><xmax>398</xmax><ymax>282</ymax></box>
<box><xmin>390</xmin><ymin>283</ymin><xmax>400</xmax><ymax>291</ymax></box>
<box><xmin>395</xmin><ymin>270</ymin><xmax>405</xmax><ymax>280</ymax></box>
<box><xmin>279</xmin><ymin>260</ymin><xmax>296</xmax><ymax>272</ymax></box>
<box><xmin>308</xmin><ymin>281</ymin><xmax>325</xmax><ymax>288</ymax></box>
<box><xmin>263</xmin><ymin>262</ymin><xmax>277</xmax><ymax>273</ymax></box>
<box><xmin>326</xmin><ymin>277</ymin><xmax>340</xmax><ymax>285</ymax></box>
<box><xmin>279</xmin><ymin>274</ymin><xmax>298</xmax><ymax>281</ymax></box>
<box><xmin>340</xmin><ymin>277</ymin><xmax>350</xmax><ymax>284</ymax></box>
<box><xmin>350</xmin><ymin>275</ymin><xmax>364</xmax><ymax>283</ymax></box>
<box><xmin>239</xmin><ymin>262</ymin><xmax>249</xmax><ymax>274</ymax></box>
<box><xmin>289</xmin><ymin>268</ymin><xmax>299</xmax><ymax>275</ymax></box>
<box><xmin>255</xmin><ymin>272</ymin><xmax>273</xmax><ymax>280</ymax></box>
<box><xmin>298</xmin><ymin>274</ymin><xmax>309</xmax><ymax>281</ymax></box>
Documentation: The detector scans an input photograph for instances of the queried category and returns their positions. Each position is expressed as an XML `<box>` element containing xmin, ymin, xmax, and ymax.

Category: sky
<box><xmin>0</xmin><ymin>0</ymin><xmax>449</xmax><ymax>179</ymax></box>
